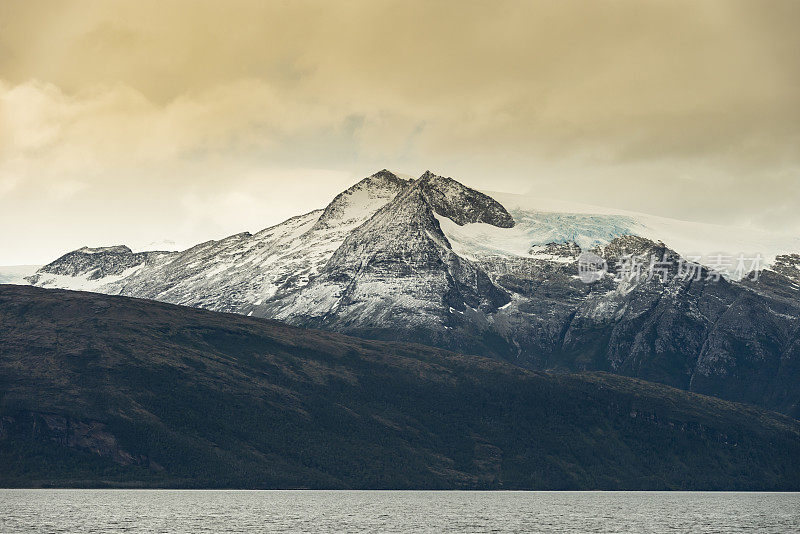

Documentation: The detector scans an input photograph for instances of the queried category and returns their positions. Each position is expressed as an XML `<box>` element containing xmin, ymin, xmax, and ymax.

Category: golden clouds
<box><xmin>0</xmin><ymin>0</ymin><xmax>799</xmax><ymax>263</ymax></box>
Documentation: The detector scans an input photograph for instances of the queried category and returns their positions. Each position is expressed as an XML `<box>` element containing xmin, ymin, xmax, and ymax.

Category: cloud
<box><xmin>48</xmin><ymin>180</ymin><xmax>88</xmax><ymax>201</ymax></box>
<box><xmin>0</xmin><ymin>78</ymin><xmax>361</xmax><ymax>263</ymax></box>
<box><xmin>0</xmin><ymin>0</ymin><xmax>799</xmax><ymax>264</ymax></box>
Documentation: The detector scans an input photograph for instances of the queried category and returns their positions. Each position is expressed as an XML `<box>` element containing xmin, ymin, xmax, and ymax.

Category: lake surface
<box><xmin>1</xmin><ymin>490</ymin><xmax>798</xmax><ymax>533</ymax></box>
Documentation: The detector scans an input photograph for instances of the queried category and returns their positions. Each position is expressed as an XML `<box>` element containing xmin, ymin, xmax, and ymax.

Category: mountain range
<box><xmin>2</xmin><ymin>284</ymin><xmax>798</xmax><ymax>489</ymax></box>
<box><xmin>24</xmin><ymin>170</ymin><xmax>800</xmax><ymax>417</ymax></box>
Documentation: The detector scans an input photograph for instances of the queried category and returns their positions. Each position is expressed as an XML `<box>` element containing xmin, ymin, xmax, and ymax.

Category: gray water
<box><xmin>1</xmin><ymin>490</ymin><xmax>798</xmax><ymax>533</ymax></box>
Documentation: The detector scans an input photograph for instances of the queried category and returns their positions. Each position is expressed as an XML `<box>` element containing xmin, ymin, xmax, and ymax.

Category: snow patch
<box><xmin>487</xmin><ymin>191</ymin><xmax>800</xmax><ymax>266</ymax></box>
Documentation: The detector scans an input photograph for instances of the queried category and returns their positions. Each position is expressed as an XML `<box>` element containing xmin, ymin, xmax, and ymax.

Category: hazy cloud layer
<box><xmin>1</xmin><ymin>0</ymin><xmax>798</xmax><ymax>264</ymax></box>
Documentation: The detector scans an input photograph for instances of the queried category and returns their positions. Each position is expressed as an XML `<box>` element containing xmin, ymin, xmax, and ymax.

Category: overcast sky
<box><xmin>1</xmin><ymin>0</ymin><xmax>798</xmax><ymax>264</ymax></box>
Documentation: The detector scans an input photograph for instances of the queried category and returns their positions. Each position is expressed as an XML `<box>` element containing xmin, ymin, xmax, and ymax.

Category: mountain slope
<box><xmin>27</xmin><ymin>170</ymin><xmax>409</xmax><ymax>313</ymax></box>
<box><xmin>1</xmin><ymin>284</ymin><xmax>799</xmax><ymax>490</ymax></box>
<box><xmin>256</xmin><ymin>172</ymin><xmax>512</xmax><ymax>354</ymax></box>
<box><xmin>24</xmin><ymin>169</ymin><xmax>800</xmax><ymax>417</ymax></box>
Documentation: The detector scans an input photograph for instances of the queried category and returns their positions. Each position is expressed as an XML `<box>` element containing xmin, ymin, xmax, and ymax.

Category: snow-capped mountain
<box><xmin>27</xmin><ymin>170</ymin><xmax>407</xmax><ymax>312</ymax></box>
<box><xmin>256</xmin><ymin>171</ymin><xmax>512</xmax><ymax>344</ymax></box>
<box><xmin>25</xmin><ymin>170</ymin><xmax>800</xmax><ymax>417</ymax></box>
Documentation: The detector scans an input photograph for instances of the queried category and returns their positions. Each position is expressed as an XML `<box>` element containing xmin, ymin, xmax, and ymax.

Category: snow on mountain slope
<box><xmin>488</xmin><ymin>191</ymin><xmax>800</xmax><ymax>266</ymax></box>
<box><xmin>28</xmin><ymin>169</ymin><xmax>800</xmax><ymax>309</ymax></box>
<box><xmin>23</xmin><ymin>169</ymin><xmax>800</xmax><ymax>418</ymax></box>
<box><xmin>28</xmin><ymin>170</ymin><xmax>410</xmax><ymax>313</ymax></box>
<box><xmin>255</xmin><ymin>171</ymin><xmax>512</xmax><ymax>352</ymax></box>
<box><xmin>29</xmin><ymin>265</ymin><xmax>149</xmax><ymax>292</ymax></box>
<box><xmin>435</xmin><ymin>211</ymin><xmax>643</xmax><ymax>260</ymax></box>
<box><xmin>311</xmin><ymin>169</ymin><xmax>409</xmax><ymax>230</ymax></box>
<box><xmin>107</xmin><ymin>171</ymin><xmax>409</xmax><ymax>313</ymax></box>
<box><xmin>26</xmin><ymin>246</ymin><xmax>177</xmax><ymax>291</ymax></box>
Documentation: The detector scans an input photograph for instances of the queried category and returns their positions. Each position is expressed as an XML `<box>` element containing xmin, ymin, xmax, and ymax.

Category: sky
<box><xmin>1</xmin><ymin>0</ymin><xmax>798</xmax><ymax>265</ymax></box>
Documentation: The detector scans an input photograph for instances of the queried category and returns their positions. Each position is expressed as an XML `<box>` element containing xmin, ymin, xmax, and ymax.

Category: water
<box><xmin>1</xmin><ymin>490</ymin><xmax>798</xmax><ymax>533</ymax></box>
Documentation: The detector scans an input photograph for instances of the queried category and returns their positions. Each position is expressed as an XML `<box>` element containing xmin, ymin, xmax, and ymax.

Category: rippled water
<box><xmin>1</xmin><ymin>490</ymin><xmax>798</xmax><ymax>533</ymax></box>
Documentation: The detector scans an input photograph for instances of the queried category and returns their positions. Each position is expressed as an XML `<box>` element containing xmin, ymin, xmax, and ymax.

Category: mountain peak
<box><xmin>414</xmin><ymin>172</ymin><xmax>515</xmax><ymax>228</ymax></box>
<box><xmin>27</xmin><ymin>244</ymin><xmax>168</xmax><ymax>287</ymax></box>
<box><xmin>359</xmin><ymin>169</ymin><xmax>408</xmax><ymax>191</ymax></box>
<box><xmin>312</xmin><ymin>170</ymin><xmax>408</xmax><ymax>230</ymax></box>
<box><xmin>371</xmin><ymin>168</ymin><xmax>402</xmax><ymax>181</ymax></box>
<box><xmin>76</xmin><ymin>245</ymin><xmax>133</xmax><ymax>255</ymax></box>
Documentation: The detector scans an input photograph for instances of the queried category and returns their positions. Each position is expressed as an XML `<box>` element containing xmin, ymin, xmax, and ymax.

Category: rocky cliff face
<box><xmin>417</xmin><ymin>171</ymin><xmax>515</xmax><ymax>227</ymax></box>
<box><xmin>25</xmin><ymin>169</ymin><xmax>800</xmax><ymax>417</ymax></box>
<box><xmin>256</xmin><ymin>174</ymin><xmax>512</xmax><ymax>354</ymax></box>
<box><xmin>26</xmin><ymin>246</ymin><xmax>175</xmax><ymax>289</ymax></box>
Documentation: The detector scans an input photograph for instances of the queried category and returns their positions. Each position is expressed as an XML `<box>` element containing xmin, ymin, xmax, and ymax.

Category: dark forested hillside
<box><xmin>1</xmin><ymin>284</ymin><xmax>798</xmax><ymax>489</ymax></box>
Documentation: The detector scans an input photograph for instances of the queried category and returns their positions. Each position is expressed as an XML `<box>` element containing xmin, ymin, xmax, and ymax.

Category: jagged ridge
<box><xmin>24</xmin><ymin>169</ymin><xmax>800</xmax><ymax>417</ymax></box>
